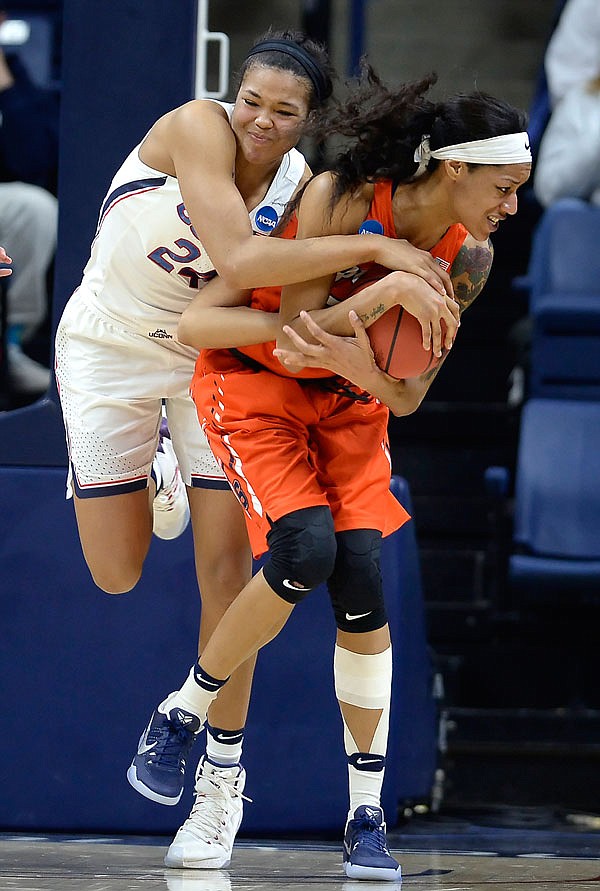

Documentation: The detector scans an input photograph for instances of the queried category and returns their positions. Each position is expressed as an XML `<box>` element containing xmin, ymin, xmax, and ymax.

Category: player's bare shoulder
<box><xmin>300</xmin><ymin>170</ymin><xmax>337</xmax><ymax>206</ymax></box>
<box><xmin>451</xmin><ymin>233</ymin><xmax>494</xmax><ymax>314</ymax></box>
<box><xmin>300</xmin><ymin>174</ymin><xmax>372</xmax><ymax>236</ymax></box>
<box><xmin>141</xmin><ymin>100</ymin><xmax>235</xmax><ymax>175</ymax></box>
<box><xmin>295</xmin><ymin>172</ymin><xmax>339</xmax><ymax>236</ymax></box>
<box><xmin>167</xmin><ymin>99</ymin><xmax>233</xmax><ymax>146</ymax></box>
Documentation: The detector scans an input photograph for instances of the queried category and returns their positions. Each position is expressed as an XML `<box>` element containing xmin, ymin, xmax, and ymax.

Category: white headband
<box><xmin>413</xmin><ymin>132</ymin><xmax>532</xmax><ymax>176</ymax></box>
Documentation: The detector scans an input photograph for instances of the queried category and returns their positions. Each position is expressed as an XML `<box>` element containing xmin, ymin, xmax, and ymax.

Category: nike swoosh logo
<box><xmin>136</xmin><ymin>715</ymin><xmax>156</xmax><ymax>755</ymax></box>
<box><xmin>193</xmin><ymin>669</ymin><xmax>222</xmax><ymax>689</ymax></box>
<box><xmin>345</xmin><ymin>611</ymin><xmax>372</xmax><ymax>621</ymax></box>
<box><xmin>282</xmin><ymin>579</ymin><xmax>311</xmax><ymax>592</ymax></box>
<box><xmin>356</xmin><ymin>757</ymin><xmax>382</xmax><ymax>766</ymax></box>
<box><xmin>215</xmin><ymin>732</ymin><xmax>243</xmax><ymax>742</ymax></box>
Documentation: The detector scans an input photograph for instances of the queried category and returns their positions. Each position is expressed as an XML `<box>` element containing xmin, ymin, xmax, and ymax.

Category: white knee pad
<box><xmin>334</xmin><ymin>644</ymin><xmax>392</xmax><ymax>755</ymax></box>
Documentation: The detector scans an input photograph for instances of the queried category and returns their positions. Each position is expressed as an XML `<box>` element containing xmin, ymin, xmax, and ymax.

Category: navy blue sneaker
<box><xmin>127</xmin><ymin>697</ymin><xmax>203</xmax><ymax>805</ymax></box>
<box><xmin>343</xmin><ymin>805</ymin><xmax>402</xmax><ymax>881</ymax></box>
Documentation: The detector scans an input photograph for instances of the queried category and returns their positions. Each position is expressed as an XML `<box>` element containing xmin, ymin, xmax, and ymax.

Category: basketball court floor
<box><xmin>2</xmin><ymin>822</ymin><xmax>599</xmax><ymax>890</ymax></box>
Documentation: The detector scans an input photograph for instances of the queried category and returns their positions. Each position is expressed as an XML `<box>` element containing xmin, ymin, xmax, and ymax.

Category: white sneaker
<box><xmin>7</xmin><ymin>343</ymin><xmax>51</xmax><ymax>393</ymax></box>
<box><xmin>152</xmin><ymin>422</ymin><xmax>190</xmax><ymax>540</ymax></box>
<box><xmin>164</xmin><ymin>756</ymin><xmax>248</xmax><ymax>869</ymax></box>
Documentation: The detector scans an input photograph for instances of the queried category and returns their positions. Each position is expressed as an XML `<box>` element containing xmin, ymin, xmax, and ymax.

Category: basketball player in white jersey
<box><xmin>55</xmin><ymin>31</ymin><xmax>454</xmax><ymax>870</ymax></box>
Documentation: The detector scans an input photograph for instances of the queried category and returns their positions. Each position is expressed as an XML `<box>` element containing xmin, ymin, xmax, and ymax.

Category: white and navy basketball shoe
<box><xmin>152</xmin><ymin>419</ymin><xmax>190</xmax><ymax>540</ymax></box>
<box><xmin>343</xmin><ymin>805</ymin><xmax>402</xmax><ymax>881</ymax></box>
<box><xmin>127</xmin><ymin>696</ymin><xmax>203</xmax><ymax>805</ymax></box>
<box><xmin>164</xmin><ymin>756</ymin><xmax>247</xmax><ymax>869</ymax></box>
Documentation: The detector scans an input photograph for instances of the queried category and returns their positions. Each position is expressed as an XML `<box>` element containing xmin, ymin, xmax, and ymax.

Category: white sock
<box><xmin>347</xmin><ymin>758</ymin><xmax>386</xmax><ymax>819</ymax></box>
<box><xmin>206</xmin><ymin>723</ymin><xmax>244</xmax><ymax>767</ymax></box>
<box><xmin>161</xmin><ymin>663</ymin><xmax>228</xmax><ymax>722</ymax></box>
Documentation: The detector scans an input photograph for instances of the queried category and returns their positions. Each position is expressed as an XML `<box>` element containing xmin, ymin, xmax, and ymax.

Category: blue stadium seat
<box><xmin>526</xmin><ymin>201</ymin><xmax>600</xmax><ymax>398</ymax></box>
<box><xmin>527</xmin><ymin>199</ymin><xmax>600</xmax><ymax>308</ymax></box>
<box><xmin>486</xmin><ymin>399</ymin><xmax>600</xmax><ymax>605</ymax></box>
<box><xmin>530</xmin><ymin>305</ymin><xmax>600</xmax><ymax>399</ymax></box>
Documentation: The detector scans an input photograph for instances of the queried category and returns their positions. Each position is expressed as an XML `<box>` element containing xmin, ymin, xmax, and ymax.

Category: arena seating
<box><xmin>486</xmin><ymin>399</ymin><xmax>600</xmax><ymax>605</ymax></box>
<box><xmin>527</xmin><ymin>199</ymin><xmax>600</xmax><ymax>399</ymax></box>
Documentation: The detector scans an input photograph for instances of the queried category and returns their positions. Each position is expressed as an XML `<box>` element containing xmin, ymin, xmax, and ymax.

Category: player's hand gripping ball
<box><xmin>352</xmin><ymin>267</ymin><xmax>449</xmax><ymax>379</ymax></box>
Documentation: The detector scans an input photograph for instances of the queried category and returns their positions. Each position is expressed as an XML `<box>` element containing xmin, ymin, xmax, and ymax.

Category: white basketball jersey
<box><xmin>78</xmin><ymin>102</ymin><xmax>306</xmax><ymax>334</ymax></box>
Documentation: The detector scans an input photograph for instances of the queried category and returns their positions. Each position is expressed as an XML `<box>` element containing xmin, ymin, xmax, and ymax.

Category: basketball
<box><xmin>351</xmin><ymin>267</ymin><xmax>447</xmax><ymax>380</ymax></box>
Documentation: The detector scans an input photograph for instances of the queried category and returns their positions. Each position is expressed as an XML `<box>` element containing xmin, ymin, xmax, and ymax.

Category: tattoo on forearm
<box><xmin>451</xmin><ymin>241</ymin><xmax>494</xmax><ymax>312</ymax></box>
<box><xmin>422</xmin><ymin>364</ymin><xmax>441</xmax><ymax>384</ymax></box>
<box><xmin>359</xmin><ymin>302</ymin><xmax>386</xmax><ymax>324</ymax></box>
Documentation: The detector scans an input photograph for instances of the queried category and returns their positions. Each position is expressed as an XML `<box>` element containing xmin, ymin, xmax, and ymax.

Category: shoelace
<box><xmin>351</xmin><ymin>814</ymin><xmax>389</xmax><ymax>853</ymax></box>
<box><xmin>154</xmin><ymin>468</ymin><xmax>180</xmax><ymax>508</ymax></box>
<box><xmin>147</xmin><ymin>722</ymin><xmax>195</xmax><ymax>770</ymax></box>
<box><xmin>183</xmin><ymin>771</ymin><xmax>251</xmax><ymax>838</ymax></box>
<box><xmin>154</xmin><ymin>429</ymin><xmax>181</xmax><ymax>507</ymax></box>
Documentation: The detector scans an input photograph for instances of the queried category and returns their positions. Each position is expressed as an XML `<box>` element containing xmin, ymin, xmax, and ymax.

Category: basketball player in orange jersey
<box><xmin>135</xmin><ymin>69</ymin><xmax>530</xmax><ymax>880</ymax></box>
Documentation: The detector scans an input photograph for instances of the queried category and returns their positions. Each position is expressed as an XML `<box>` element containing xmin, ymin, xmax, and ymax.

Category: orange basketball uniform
<box><xmin>192</xmin><ymin>181</ymin><xmax>467</xmax><ymax>557</ymax></box>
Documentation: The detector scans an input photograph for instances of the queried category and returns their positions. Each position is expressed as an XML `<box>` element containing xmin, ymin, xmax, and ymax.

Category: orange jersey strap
<box><xmin>370</xmin><ymin>179</ymin><xmax>396</xmax><ymax>237</ymax></box>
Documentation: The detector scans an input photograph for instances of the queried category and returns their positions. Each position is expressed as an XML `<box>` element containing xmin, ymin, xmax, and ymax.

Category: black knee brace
<box><xmin>263</xmin><ymin>506</ymin><xmax>336</xmax><ymax>603</ymax></box>
<box><xmin>328</xmin><ymin>529</ymin><xmax>387</xmax><ymax>632</ymax></box>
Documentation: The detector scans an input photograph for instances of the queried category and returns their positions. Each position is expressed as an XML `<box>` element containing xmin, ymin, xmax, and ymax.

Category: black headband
<box><xmin>245</xmin><ymin>39</ymin><xmax>329</xmax><ymax>103</ymax></box>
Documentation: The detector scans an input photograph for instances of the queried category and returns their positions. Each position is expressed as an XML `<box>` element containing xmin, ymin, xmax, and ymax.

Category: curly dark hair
<box><xmin>316</xmin><ymin>62</ymin><xmax>528</xmax><ymax>208</ymax></box>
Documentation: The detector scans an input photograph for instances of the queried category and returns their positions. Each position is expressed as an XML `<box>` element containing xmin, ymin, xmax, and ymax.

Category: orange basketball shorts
<box><xmin>191</xmin><ymin>356</ymin><xmax>410</xmax><ymax>558</ymax></box>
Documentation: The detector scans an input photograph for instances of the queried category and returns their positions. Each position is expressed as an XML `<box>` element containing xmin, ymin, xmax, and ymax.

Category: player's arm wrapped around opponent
<box><xmin>160</xmin><ymin>102</ymin><xmax>454</xmax><ymax>294</ymax></box>
<box><xmin>176</xmin><ymin>171</ymin><xmax>459</xmax><ymax>352</ymax></box>
<box><xmin>274</xmin><ymin>233</ymin><xmax>493</xmax><ymax>416</ymax></box>
<box><xmin>276</xmin><ymin>173</ymin><xmax>460</xmax><ymax>361</ymax></box>
<box><xmin>177</xmin><ymin>275</ymin><xmax>281</xmax><ymax>349</ymax></box>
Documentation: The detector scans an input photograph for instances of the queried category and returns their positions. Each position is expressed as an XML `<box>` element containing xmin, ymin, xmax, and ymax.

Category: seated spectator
<box><xmin>0</xmin><ymin>5</ymin><xmax>59</xmax><ymax>397</ymax></box>
<box><xmin>545</xmin><ymin>0</ymin><xmax>600</xmax><ymax>107</ymax></box>
<box><xmin>534</xmin><ymin>75</ymin><xmax>600</xmax><ymax>208</ymax></box>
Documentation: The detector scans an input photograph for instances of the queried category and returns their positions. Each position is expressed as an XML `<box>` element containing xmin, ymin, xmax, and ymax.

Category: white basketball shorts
<box><xmin>54</xmin><ymin>289</ymin><xmax>227</xmax><ymax>498</ymax></box>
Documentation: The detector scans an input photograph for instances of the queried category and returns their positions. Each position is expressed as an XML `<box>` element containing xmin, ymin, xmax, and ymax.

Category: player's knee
<box><xmin>263</xmin><ymin>506</ymin><xmax>336</xmax><ymax>603</ymax></box>
<box><xmin>89</xmin><ymin>562</ymin><xmax>143</xmax><ymax>595</ymax></box>
<box><xmin>328</xmin><ymin>529</ymin><xmax>387</xmax><ymax>632</ymax></box>
<box><xmin>197</xmin><ymin>552</ymin><xmax>251</xmax><ymax>610</ymax></box>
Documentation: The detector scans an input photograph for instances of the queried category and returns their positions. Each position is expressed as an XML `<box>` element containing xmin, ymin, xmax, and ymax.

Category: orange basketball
<box><xmin>350</xmin><ymin>268</ymin><xmax>446</xmax><ymax>380</ymax></box>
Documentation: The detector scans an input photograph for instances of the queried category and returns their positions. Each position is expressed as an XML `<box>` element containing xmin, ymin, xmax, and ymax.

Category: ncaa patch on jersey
<box><xmin>255</xmin><ymin>205</ymin><xmax>279</xmax><ymax>233</ymax></box>
<box><xmin>358</xmin><ymin>219</ymin><xmax>384</xmax><ymax>236</ymax></box>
